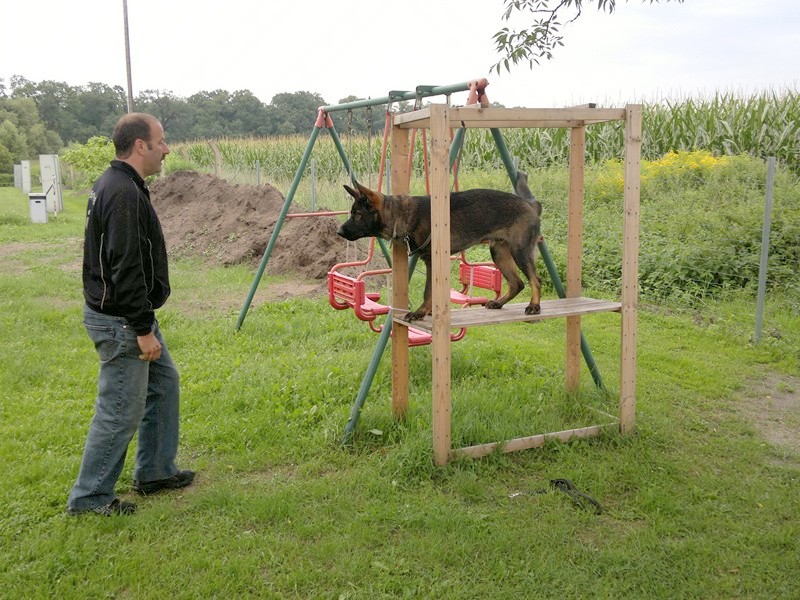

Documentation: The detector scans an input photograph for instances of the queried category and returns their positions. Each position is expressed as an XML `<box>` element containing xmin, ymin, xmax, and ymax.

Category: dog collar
<box><xmin>404</xmin><ymin>234</ymin><xmax>432</xmax><ymax>257</ymax></box>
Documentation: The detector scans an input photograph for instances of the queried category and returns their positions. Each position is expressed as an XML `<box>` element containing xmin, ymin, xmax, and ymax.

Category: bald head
<box><xmin>111</xmin><ymin>112</ymin><xmax>169</xmax><ymax>178</ymax></box>
<box><xmin>113</xmin><ymin>113</ymin><xmax>159</xmax><ymax>159</ymax></box>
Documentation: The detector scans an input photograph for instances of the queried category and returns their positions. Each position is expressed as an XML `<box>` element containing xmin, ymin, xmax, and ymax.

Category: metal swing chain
<box><xmin>366</xmin><ymin>105</ymin><xmax>373</xmax><ymax>189</ymax></box>
<box><xmin>347</xmin><ymin>109</ymin><xmax>355</xmax><ymax>183</ymax></box>
<box><xmin>346</xmin><ymin>109</ymin><xmax>356</xmax><ymax>263</ymax></box>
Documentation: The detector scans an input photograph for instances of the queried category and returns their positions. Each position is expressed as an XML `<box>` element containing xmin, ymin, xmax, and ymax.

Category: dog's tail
<box><xmin>514</xmin><ymin>170</ymin><xmax>542</xmax><ymax>217</ymax></box>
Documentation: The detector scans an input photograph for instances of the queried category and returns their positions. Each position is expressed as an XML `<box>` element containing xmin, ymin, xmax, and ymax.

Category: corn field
<box><xmin>167</xmin><ymin>90</ymin><xmax>799</xmax><ymax>181</ymax></box>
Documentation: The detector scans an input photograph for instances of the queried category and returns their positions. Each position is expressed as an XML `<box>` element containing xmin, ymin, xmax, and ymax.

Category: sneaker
<box><xmin>132</xmin><ymin>469</ymin><xmax>196</xmax><ymax>495</ymax></box>
<box><xmin>67</xmin><ymin>498</ymin><xmax>137</xmax><ymax>516</ymax></box>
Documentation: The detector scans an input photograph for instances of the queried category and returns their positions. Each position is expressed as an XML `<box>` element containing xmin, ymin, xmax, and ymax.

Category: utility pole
<box><xmin>123</xmin><ymin>0</ymin><xmax>134</xmax><ymax>112</ymax></box>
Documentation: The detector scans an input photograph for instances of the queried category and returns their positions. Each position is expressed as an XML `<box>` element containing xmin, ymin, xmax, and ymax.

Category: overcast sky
<box><xmin>1</xmin><ymin>0</ymin><xmax>798</xmax><ymax>111</ymax></box>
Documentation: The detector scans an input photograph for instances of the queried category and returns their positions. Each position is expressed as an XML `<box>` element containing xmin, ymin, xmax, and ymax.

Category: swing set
<box><xmin>235</xmin><ymin>79</ymin><xmax>640</xmax><ymax>465</ymax></box>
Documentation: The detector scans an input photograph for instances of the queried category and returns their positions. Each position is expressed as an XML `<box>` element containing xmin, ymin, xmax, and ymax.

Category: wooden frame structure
<box><xmin>388</xmin><ymin>104</ymin><xmax>642</xmax><ymax>465</ymax></box>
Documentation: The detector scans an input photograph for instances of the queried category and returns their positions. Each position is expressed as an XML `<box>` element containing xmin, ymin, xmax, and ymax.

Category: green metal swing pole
<box><xmin>450</xmin><ymin>128</ymin><xmax>466</xmax><ymax>170</ymax></box>
<box><xmin>319</xmin><ymin>81</ymin><xmax>474</xmax><ymax>114</ymax></box>
<box><xmin>342</xmin><ymin>316</ymin><xmax>392</xmax><ymax>443</ymax></box>
<box><xmin>341</xmin><ymin>254</ymin><xmax>421</xmax><ymax>444</ymax></box>
<box><xmin>235</xmin><ymin>124</ymin><xmax>322</xmax><ymax>331</ymax></box>
<box><xmin>489</xmin><ymin>128</ymin><xmax>606</xmax><ymax>391</ymax></box>
<box><xmin>342</xmin><ymin>128</ymin><xmax>467</xmax><ymax>444</ymax></box>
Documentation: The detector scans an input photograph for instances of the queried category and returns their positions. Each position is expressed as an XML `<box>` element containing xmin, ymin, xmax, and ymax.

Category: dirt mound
<box><xmin>149</xmin><ymin>171</ymin><xmax>358</xmax><ymax>279</ymax></box>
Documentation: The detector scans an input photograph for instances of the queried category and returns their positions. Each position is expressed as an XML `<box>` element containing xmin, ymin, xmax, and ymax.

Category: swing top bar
<box><xmin>318</xmin><ymin>79</ymin><xmax>487</xmax><ymax>114</ymax></box>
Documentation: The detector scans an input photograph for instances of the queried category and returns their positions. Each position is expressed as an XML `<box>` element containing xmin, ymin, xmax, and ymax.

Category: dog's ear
<box><xmin>343</xmin><ymin>184</ymin><xmax>359</xmax><ymax>200</ymax></box>
<box><xmin>355</xmin><ymin>181</ymin><xmax>383</xmax><ymax>211</ymax></box>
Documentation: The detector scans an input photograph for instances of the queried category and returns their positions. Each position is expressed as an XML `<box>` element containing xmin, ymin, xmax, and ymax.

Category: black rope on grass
<box><xmin>550</xmin><ymin>478</ymin><xmax>603</xmax><ymax>515</ymax></box>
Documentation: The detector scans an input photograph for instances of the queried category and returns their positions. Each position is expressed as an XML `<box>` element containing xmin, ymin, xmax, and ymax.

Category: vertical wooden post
<box><xmin>209</xmin><ymin>140</ymin><xmax>223</xmax><ymax>178</ymax></box>
<box><xmin>620</xmin><ymin>105</ymin><xmax>641</xmax><ymax>433</ymax></box>
<box><xmin>566</xmin><ymin>125</ymin><xmax>586</xmax><ymax>391</ymax></box>
<box><xmin>391</xmin><ymin>124</ymin><xmax>411</xmax><ymax>420</ymax></box>
<box><xmin>429</xmin><ymin>104</ymin><xmax>452</xmax><ymax>466</ymax></box>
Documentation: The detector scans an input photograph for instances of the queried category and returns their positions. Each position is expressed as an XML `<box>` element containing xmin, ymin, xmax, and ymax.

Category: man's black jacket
<box><xmin>83</xmin><ymin>160</ymin><xmax>170</xmax><ymax>335</ymax></box>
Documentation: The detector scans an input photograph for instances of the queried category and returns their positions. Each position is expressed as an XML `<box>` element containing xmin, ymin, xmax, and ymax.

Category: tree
<box><xmin>26</xmin><ymin>123</ymin><xmax>63</xmax><ymax>156</ymax></box>
<box><xmin>265</xmin><ymin>91</ymin><xmax>326</xmax><ymax>136</ymax></box>
<box><xmin>0</xmin><ymin>95</ymin><xmax>64</xmax><ymax>162</ymax></box>
<box><xmin>0</xmin><ymin>120</ymin><xmax>27</xmax><ymax>161</ymax></box>
<box><xmin>8</xmin><ymin>78</ymin><xmax>124</xmax><ymax>144</ymax></box>
<box><xmin>492</xmin><ymin>0</ymin><xmax>684</xmax><ymax>73</ymax></box>
<box><xmin>135</xmin><ymin>89</ymin><xmax>188</xmax><ymax>138</ymax></box>
<box><xmin>1</xmin><ymin>97</ymin><xmax>40</xmax><ymax>132</ymax></box>
<box><xmin>227</xmin><ymin>90</ymin><xmax>271</xmax><ymax>137</ymax></box>
<box><xmin>0</xmin><ymin>143</ymin><xmax>12</xmax><ymax>173</ymax></box>
<box><xmin>65</xmin><ymin>82</ymin><xmax>126</xmax><ymax>141</ymax></box>
<box><xmin>10</xmin><ymin>78</ymin><xmax>76</xmax><ymax>140</ymax></box>
<box><xmin>184</xmin><ymin>90</ymin><xmax>237</xmax><ymax>139</ymax></box>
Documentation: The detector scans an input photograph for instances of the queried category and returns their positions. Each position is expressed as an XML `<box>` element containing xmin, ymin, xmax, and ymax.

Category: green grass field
<box><xmin>0</xmin><ymin>175</ymin><xmax>798</xmax><ymax>598</ymax></box>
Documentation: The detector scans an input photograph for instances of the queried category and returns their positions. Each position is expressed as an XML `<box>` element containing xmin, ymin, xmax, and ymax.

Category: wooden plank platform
<box><xmin>392</xmin><ymin>297</ymin><xmax>621</xmax><ymax>332</ymax></box>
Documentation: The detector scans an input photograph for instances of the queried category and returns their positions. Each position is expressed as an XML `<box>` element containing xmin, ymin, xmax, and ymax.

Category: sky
<box><xmin>1</xmin><ymin>0</ymin><xmax>798</xmax><ymax>111</ymax></box>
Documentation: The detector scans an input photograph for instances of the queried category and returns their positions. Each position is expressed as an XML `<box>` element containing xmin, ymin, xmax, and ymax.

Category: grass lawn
<box><xmin>0</xmin><ymin>184</ymin><xmax>798</xmax><ymax>599</ymax></box>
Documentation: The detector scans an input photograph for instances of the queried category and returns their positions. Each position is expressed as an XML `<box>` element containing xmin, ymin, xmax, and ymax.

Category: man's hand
<box><xmin>137</xmin><ymin>332</ymin><xmax>162</xmax><ymax>361</ymax></box>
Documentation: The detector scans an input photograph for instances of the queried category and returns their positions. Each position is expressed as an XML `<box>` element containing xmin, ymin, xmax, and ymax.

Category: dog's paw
<box><xmin>525</xmin><ymin>304</ymin><xmax>541</xmax><ymax>315</ymax></box>
<box><xmin>486</xmin><ymin>300</ymin><xmax>503</xmax><ymax>310</ymax></box>
<box><xmin>403</xmin><ymin>311</ymin><xmax>424</xmax><ymax>322</ymax></box>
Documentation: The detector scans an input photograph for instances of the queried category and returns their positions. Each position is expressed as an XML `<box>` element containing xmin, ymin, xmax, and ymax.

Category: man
<box><xmin>67</xmin><ymin>113</ymin><xmax>194</xmax><ymax>516</ymax></box>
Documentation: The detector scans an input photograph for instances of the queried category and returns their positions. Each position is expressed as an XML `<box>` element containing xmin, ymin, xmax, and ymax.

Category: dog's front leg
<box><xmin>403</xmin><ymin>263</ymin><xmax>433</xmax><ymax>322</ymax></box>
<box><xmin>404</xmin><ymin>303</ymin><xmax>432</xmax><ymax>322</ymax></box>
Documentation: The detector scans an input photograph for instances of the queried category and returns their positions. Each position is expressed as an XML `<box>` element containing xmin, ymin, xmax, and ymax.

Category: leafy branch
<box><xmin>491</xmin><ymin>0</ymin><xmax>683</xmax><ymax>74</ymax></box>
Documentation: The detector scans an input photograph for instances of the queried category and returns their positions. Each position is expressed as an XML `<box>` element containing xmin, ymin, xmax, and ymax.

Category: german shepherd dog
<box><xmin>337</xmin><ymin>175</ymin><xmax>542</xmax><ymax>322</ymax></box>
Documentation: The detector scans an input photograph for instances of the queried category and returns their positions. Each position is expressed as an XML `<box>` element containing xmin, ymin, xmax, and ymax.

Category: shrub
<box><xmin>163</xmin><ymin>155</ymin><xmax>198</xmax><ymax>175</ymax></box>
<box><xmin>60</xmin><ymin>136</ymin><xmax>115</xmax><ymax>187</ymax></box>
<box><xmin>586</xmin><ymin>152</ymin><xmax>800</xmax><ymax>301</ymax></box>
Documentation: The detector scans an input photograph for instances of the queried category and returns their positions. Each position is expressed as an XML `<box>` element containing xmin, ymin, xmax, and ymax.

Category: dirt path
<box><xmin>738</xmin><ymin>374</ymin><xmax>800</xmax><ymax>459</ymax></box>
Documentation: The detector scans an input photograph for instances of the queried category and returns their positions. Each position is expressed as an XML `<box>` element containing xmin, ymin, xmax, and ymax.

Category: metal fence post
<box><xmin>754</xmin><ymin>157</ymin><xmax>776</xmax><ymax>343</ymax></box>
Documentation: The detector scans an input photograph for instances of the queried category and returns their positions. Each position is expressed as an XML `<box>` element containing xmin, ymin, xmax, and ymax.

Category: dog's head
<box><xmin>337</xmin><ymin>182</ymin><xmax>384</xmax><ymax>241</ymax></box>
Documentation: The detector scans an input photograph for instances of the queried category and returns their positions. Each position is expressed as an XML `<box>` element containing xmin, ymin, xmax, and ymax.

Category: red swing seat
<box><xmin>328</xmin><ymin>266</ymin><xmax>465</xmax><ymax>346</ymax></box>
<box><xmin>449</xmin><ymin>260</ymin><xmax>503</xmax><ymax>307</ymax></box>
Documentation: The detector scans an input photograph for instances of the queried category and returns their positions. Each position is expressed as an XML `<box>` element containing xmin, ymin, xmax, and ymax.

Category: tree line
<box><xmin>0</xmin><ymin>75</ymin><xmax>400</xmax><ymax>174</ymax></box>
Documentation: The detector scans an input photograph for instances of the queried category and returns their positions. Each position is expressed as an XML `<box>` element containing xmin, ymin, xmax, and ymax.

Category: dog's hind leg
<box><xmin>487</xmin><ymin>242</ymin><xmax>524</xmax><ymax>309</ymax></box>
<box><xmin>513</xmin><ymin>242</ymin><xmax>541</xmax><ymax>315</ymax></box>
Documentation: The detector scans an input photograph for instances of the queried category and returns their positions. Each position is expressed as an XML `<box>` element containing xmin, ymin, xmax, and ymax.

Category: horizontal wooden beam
<box><xmin>392</xmin><ymin>297</ymin><xmax>621</xmax><ymax>332</ymax></box>
<box><xmin>393</xmin><ymin>107</ymin><xmax>627</xmax><ymax>129</ymax></box>
<box><xmin>452</xmin><ymin>423</ymin><xmax>616</xmax><ymax>460</ymax></box>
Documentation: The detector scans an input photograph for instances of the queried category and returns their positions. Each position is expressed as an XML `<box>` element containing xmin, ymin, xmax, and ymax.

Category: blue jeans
<box><xmin>67</xmin><ymin>305</ymin><xmax>180</xmax><ymax>510</ymax></box>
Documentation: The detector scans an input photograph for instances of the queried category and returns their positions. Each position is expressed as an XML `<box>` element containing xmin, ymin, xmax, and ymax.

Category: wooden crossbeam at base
<box><xmin>452</xmin><ymin>423</ymin><xmax>617</xmax><ymax>460</ymax></box>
